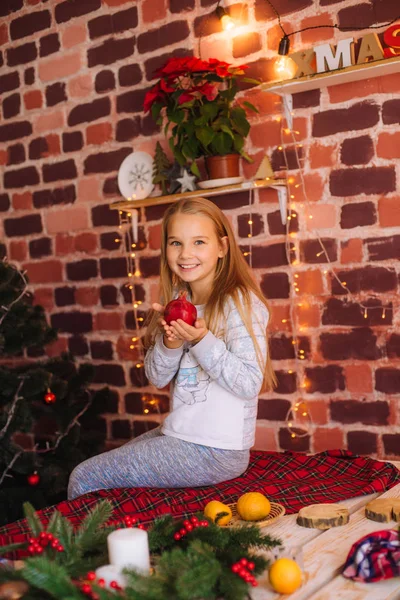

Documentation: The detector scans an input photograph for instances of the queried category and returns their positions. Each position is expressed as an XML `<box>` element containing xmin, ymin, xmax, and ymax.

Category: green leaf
<box><xmin>190</xmin><ymin>162</ymin><xmax>201</xmax><ymax>178</ymax></box>
<box><xmin>211</xmin><ymin>132</ymin><xmax>233</xmax><ymax>155</ymax></box>
<box><xmin>166</xmin><ymin>108</ymin><xmax>184</xmax><ymax>124</ymax></box>
<box><xmin>242</xmin><ymin>100</ymin><xmax>259</xmax><ymax>113</ymax></box>
<box><xmin>220</xmin><ymin>124</ymin><xmax>234</xmax><ymax>139</ymax></box>
<box><xmin>195</xmin><ymin>127</ymin><xmax>214</xmax><ymax>148</ymax></box>
<box><xmin>241</xmin><ymin>77</ymin><xmax>262</xmax><ymax>86</ymax></box>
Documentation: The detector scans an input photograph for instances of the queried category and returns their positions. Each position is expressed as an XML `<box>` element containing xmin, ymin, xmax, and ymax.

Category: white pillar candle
<box><xmin>107</xmin><ymin>528</ymin><xmax>150</xmax><ymax>574</ymax></box>
<box><xmin>94</xmin><ymin>564</ymin><xmax>127</xmax><ymax>589</ymax></box>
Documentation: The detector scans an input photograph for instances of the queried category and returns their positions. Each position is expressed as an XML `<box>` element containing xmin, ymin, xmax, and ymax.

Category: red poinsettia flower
<box><xmin>207</xmin><ymin>58</ymin><xmax>231</xmax><ymax>77</ymax></box>
<box><xmin>191</xmin><ymin>82</ymin><xmax>217</xmax><ymax>101</ymax></box>
<box><xmin>160</xmin><ymin>78</ymin><xmax>175</xmax><ymax>93</ymax></box>
<box><xmin>143</xmin><ymin>83</ymin><xmax>163</xmax><ymax>113</ymax></box>
<box><xmin>155</xmin><ymin>56</ymin><xmax>193</xmax><ymax>77</ymax></box>
<box><xmin>178</xmin><ymin>92</ymin><xmax>194</xmax><ymax>104</ymax></box>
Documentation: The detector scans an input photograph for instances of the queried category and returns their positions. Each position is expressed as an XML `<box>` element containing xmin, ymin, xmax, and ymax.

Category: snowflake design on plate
<box><xmin>129</xmin><ymin>163</ymin><xmax>151</xmax><ymax>191</ymax></box>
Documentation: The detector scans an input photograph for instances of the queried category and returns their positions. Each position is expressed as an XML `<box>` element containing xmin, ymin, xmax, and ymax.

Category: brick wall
<box><xmin>1</xmin><ymin>0</ymin><xmax>399</xmax><ymax>458</ymax></box>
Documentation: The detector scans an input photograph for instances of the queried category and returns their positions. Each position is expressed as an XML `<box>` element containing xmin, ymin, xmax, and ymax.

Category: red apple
<box><xmin>164</xmin><ymin>292</ymin><xmax>197</xmax><ymax>326</ymax></box>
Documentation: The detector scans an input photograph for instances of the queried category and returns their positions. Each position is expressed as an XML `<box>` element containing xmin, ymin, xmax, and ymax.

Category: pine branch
<box><xmin>23</xmin><ymin>502</ymin><xmax>44</xmax><ymax>536</ymax></box>
<box><xmin>0</xmin><ymin>260</ymin><xmax>28</xmax><ymax>327</ymax></box>
<box><xmin>74</xmin><ymin>500</ymin><xmax>114</xmax><ymax>552</ymax></box>
<box><xmin>0</xmin><ymin>379</ymin><xmax>24</xmax><ymax>441</ymax></box>
<box><xmin>0</xmin><ymin>449</ymin><xmax>23</xmax><ymax>486</ymax></box>
<box><xmin>22</xmin><ymin>556</ymin><xmax>82</xmax><ymax>599</ymax></box>
<box><xmin>36</xmin><ymin>390</ymin><xmax>93</xmax><ymax>455</ymax></box>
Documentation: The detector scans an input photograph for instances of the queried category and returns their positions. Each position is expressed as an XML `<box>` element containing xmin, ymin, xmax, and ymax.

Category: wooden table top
<box><xmin>251</xmin><ymin>460</ymin><xmax>400</xmax><ymax>600</ymax></box>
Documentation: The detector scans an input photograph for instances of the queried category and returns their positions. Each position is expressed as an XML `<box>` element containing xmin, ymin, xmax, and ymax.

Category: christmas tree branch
<box><xmin>0</xmin><ymin>450</ymin><xmax>23</xmax><ymax>486</ymax></box>
<box><xmin>0</xmin><ymin>260</ymin><xmax>28</xmax><ymax>327</ymax></box>
<box><xmin>0</xmin><ymin>379</ymin><xmax>24</xmax><ymax>441</ymax></box>
<box><xmin>36</xmin><ymin>391</ymin><xmax>93</xmax><ymax>454</ymax></box>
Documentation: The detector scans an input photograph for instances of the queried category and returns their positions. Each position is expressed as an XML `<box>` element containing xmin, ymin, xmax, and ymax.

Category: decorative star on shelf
<box><xmin>164</xmin><ymin>161</ymin><xmax>184</xmax><ymax>194</ymax></box>
<box><xmin>177</xmin><ymin>169</ymin><xmax>197</xmax><ymax>193</ymax></box>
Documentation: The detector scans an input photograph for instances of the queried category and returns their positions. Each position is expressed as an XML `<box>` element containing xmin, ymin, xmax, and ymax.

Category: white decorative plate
<box><xmin>118</xmin><ymin>151</ymin><xmax>154</xmax><ymax>200</ymax></box>
<box><xmin>197</xmin><ymin>176</ymin><xmax>244</xmax><ymax>189</ymax></box>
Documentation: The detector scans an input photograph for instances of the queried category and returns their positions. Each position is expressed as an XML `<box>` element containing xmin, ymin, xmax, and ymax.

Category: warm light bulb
<box><xmin>221</xmin><ymin>13</ymin><xmax>235</xmax><ymax>30</ymax></box>
<box><xmin>275</xmin><ymin>55</ymin><xmax>293</xmax><ymax>79</ymax></box>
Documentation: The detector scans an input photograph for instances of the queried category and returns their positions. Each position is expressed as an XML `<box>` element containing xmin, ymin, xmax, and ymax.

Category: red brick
<box><xmin>328</xmin><ymin>78</ymin><xmax>380</xmax><ymax>104</ymax></box>
<box><xmin>0</xmin><ymin>150</ymin><xmax>7</xmax><ymax>165</ymax></box>
<box><xmin>300</xmin><ymin>14</ymin><xmax>334</xmax><ymax>45</ymax></box>
<box><xmin>86</xmin><ymin>122</ymin><xmax>113</xmax><ymax>145</ymax></box>
<box><xmin>45</xmin><ymin>337</ymin><xmax>68</xmax><ymax>357</ymax></box>
<box><xmin>294</xmin><ymin>172</ymin><xmax>326</xmax><ymax>203</ymax></box>
<box><xmin>46</xmin><ymin>206</ymin><xmax>89</xmax><ymax>233</ymax></box>
<box><xmin>33</xmin><ymin>287</ymin><xmax>54</xmax><ymax>310</ymax></box>
<box><xmin>309</xmin><ymin>143</ymin><xmax>336</xmax><ymax>169</ymax></box>
<box><xmin>94</xmin><ymin>311</ymin><xmax>123</xmax><ymax>331</ymax></box>
<box><xmin>268</xmin><ymin>305</ymin><xmax>291</xmax><ymax>332</ymax></box>
<box><xmin>45</xmin><ymin>133</ymin><xmax>61</xmax><ymax>156</ymax></box>
<box><xmin>23</xmin><ymin>259</ymin><xmax>63</xmax><ymax>283</ymax></box>
<box><xmin>253</xmin><ymin>424</ymin><xmax>278</xmax><ymax>451</ymax></box>
<box><xmin>341</xmin><ymin>238</ymin><xmax>363</xmax><ymax>264</ymax></box>
<box><xmin>74</xmin><ymin>232</ymin><xmax>98</xmax><ymax>253</ymax></box>
<box><xmin>295</xmin><ymin>302</ymin><xmax>320</xmax><ymax>329</ymax></box>
<box><xmin>24</xmin><ymin>89</ymin><xmax>43</xmax><ymax>110</ymax></box>
<box><xmin>142</xmin><ymin>0</ymin><xmax>167</xmax><ymax>22</ymax></box>
<box><xmin>75</xmin><ymin>286</ymin><xmax>99</xmax><ymax>306</ymax></box>
<box><xmin>249</xmin><ymin>119</ymin><xmax>281</xmax><ymax>149</ymax></box>
<box><xmin>116</xmin><ymin>335</ymin><xmax>139</xmax><ymax>361</ymax></box>
<box><xmin>306</xmin><ymin>203</ymin><xmax>336</xmax><ymax>230</ymax></box>
<box><xmin>295</xmin><ymin>270</ymin><xmax>324</xmax><ymax>295</ymax></box>
<box><xmin>103</xmin><ymin>0</ymin><xmax>131</xmax><ymax>4</ymax></box>
<box><xmin>0</xmin><ymin>23</ymin><xmax>8</xmax><ymax>46</ymax></box>
<box><xmin>148</xmin><ymin>224</ymin><xmax>162</xmax><ymax>250</ymax></box>
<box><xmin>377</xmin><ymin>132</ymin><xmax>400</xmax><ymax>159</ymax></box>
<box><xmin>330</xmin><ymin>167</ymin><xmax>396</xmax><ymax>197</ymax></box>
<box><xmin>306</xmin><ymin>400</ymin><xmax>328</xmax><ymax>425</ymax></box>
<box><xmin>34</xmin><ymin>109</ymin><xmax>64</xmax><ymax>133</ymax></box>
<box><xmin>39</xmin><ymin>52</ymin><xmax>81</xmax><ymax>82</ymax></box>
<box><xmin>62</xmin><ymin>23</ymin><xmax>87</xmax><ymax>49</ymax></box>
<box><xmin>68</xmin><ymin>74</ymin><xmax>93</xmax><ymax>98</ymax></box>
<box><xmin>379</xmin><ymin>196</ymin><xmax>400</xmax><ymax>228</ymax></box>
<box><xmin>78</xmin><ymin>177</ymin><xmax>101</xmax><ymax>203</ymax></box>
<box><xmin>344</xmin><ymin>364</ymin><xmax>373</xmax><ymax>394</ymax></box>
<box><xmin>55</xmin><ymin>233</ymin><xmax>74</xmax><ymax>255</ymax></box>
<box><xmin>313</xmin><ymin>427</ymin><xmax>344</xmax><ymax>453</ymax></box>
<box><xmin>12</xmin><ymin>191</ymin><xmax>32</xmax><ymax>210</ymax></box>
<box><xmin>379</xmin><ymin>73</ymin><xmax>400</xmax><ymax>94</ymax></box>
<box><xmin>9</xmin><ymin>240</ymin><xmax>27</xmax><ymax>261</ymax></box>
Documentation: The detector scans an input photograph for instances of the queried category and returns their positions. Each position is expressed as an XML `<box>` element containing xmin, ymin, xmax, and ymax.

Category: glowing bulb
<box><xmin>221</xmin><ymin>13</ymin><xmax>235</xmax><ymax>30</ymax></box>
<box><xmin>291</xmin><ymin>433</ymin><xmax>296</xmax><ymax>439</ymax></box>
<box><xmin>275</xmin><ymin>55</ymin><xmax>293</xmax><ymax>79</ymax></box>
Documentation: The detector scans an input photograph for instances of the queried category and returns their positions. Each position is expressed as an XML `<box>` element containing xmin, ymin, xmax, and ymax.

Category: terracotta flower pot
<box><xmin>205</xmin><ymin>154</ymin><xmax>240</xmax><ymax>180</ymax></box>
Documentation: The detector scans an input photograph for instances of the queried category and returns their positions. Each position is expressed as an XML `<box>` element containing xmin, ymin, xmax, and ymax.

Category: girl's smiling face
<box><xmin>166</xmin><ymin>213</ymin><xmax>227</xmax><ymax>300</ymax></box>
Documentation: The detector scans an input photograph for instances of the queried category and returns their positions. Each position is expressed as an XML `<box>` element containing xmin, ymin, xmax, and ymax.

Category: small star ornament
<box><xmin>177</xmin><ymin>169</ymin><xmax>197</xmax><ymax>192</ymax></box>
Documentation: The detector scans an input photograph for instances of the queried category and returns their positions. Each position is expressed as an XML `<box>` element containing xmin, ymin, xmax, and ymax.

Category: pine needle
<box><xmin>22</xmin><ymin>556</ymin><xmax>81</xmax><ymax>599</ymax></box>
<box><xmin>23</xmin><ymin>502</ymin><xmax>44</xmax><ymax>536</ymax></box>
<box><xmin>74</xmin><ymin>500</ymin><xmax>113</xmax><ymax>552</ymax></box>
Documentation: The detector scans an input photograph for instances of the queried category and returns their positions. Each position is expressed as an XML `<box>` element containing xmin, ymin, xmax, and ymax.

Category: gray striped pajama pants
<box><xmin>67</xmin><ymin>426</ymin><xmax>250</xmax><ymax>500</ymax></box>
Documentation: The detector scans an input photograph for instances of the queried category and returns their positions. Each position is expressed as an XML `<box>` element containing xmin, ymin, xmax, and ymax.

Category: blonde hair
<box><xmin>144</xmin><ymin>196</ymin><xmax>277</xmax><ymax>391</ymax></box>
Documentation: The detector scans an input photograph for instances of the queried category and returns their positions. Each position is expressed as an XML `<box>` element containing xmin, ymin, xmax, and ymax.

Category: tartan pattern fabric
<box><xmin>342</xmin><ymin>529</ymin><xmax>400</xmax><ymax>582</ymax></box>
<box><xmin>1</xmin><ymin>449</ymin><xmax>399</xmax><ymax>557</ymax></box>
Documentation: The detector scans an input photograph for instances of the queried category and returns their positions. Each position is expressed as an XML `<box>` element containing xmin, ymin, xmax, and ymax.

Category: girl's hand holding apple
<box><xmin>167</xmin><ymin>318</ymin><xmax>208</xmax><ymax>345</ymax></box>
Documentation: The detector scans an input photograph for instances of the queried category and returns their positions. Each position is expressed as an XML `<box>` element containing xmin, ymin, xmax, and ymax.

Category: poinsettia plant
<box><xmin>143</xmin><ymin>56</ymin><xmax>259</xmax><ymax>177</ymax></box>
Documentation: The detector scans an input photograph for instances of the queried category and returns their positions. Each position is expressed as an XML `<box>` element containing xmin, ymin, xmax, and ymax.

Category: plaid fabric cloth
<box><xmin>1</xmin><ymin>449</ymin><xmax>399</xmax><ymax>557</ymax></box>
<box><xmin>342</xmin><ymin>529</ymin><xmax>400</xmax><ymax>582</ymax></box>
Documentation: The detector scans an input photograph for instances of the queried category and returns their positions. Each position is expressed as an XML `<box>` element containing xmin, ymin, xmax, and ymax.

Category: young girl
<box><xmin>68</xmin><ymin>197</ymin><xmax>275</xmax><ymax>499</ymax></box>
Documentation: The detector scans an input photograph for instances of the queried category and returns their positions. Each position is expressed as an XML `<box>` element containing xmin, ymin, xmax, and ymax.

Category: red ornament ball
<box><xmin>27</xmin><ymin>472</ymin><xmax>40</xmax><ymax>486</ymax></box>
<box><xmin>164</xmin><ymin>292</ymin><xmax>197</xmax><ymax>326</ymax></box>
<box><xmin>44</xmin><ymin>390</ymin><xmax>56</xmax><ymax>404</ymax></box>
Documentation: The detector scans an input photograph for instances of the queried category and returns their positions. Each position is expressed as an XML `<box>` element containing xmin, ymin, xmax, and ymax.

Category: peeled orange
<box><xmin>203</xmin><ymin>500</ymin><xmax>232</xmax><ymax>526</ymax></box>
<box><xmin>269</xmin><ymin>558</ymin><xmax>303</xmax><ymax>594</ymax></box>
<box><xmin>236</xmin><ymin>492</ymin><xmax>271</xmax><ymax>521</ymax></box>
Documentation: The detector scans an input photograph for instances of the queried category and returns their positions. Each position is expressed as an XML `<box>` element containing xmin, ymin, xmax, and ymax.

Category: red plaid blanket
<box><xmin>1</xmin><ymin>450</ymin><xmax>399</xmax><ymax>555</ymax></box>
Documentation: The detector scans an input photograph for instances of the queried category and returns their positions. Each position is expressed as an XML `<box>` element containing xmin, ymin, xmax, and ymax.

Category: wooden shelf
<box><xmin>111</xmin><ymin>178</ymin><xmax>286</xmax><ymax>211</ymax></box>
<box><xmin>261</xmin><ymin>55</ymin><xmax>400</xmax><ymax>95</ymax></box>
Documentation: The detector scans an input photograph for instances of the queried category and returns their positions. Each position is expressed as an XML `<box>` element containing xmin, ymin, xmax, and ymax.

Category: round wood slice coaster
<box><xmin>226</xmin><ymin>502</ymin><xmax>285</xmax><ymax>528</ymax></box>
<box><xmin>296</xmin><ymin>503</ymin><xmax>349</xmax><ymax>529</ymax></box>
<box><xmin>365</xmin><ymin>498</ymin><xmax>400</xmax><ymax>523</ymax></box>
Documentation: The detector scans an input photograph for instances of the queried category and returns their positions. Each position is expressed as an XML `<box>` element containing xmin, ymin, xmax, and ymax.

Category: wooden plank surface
<box><xmin>251</xmin><ymin>463</ymin><xmax>400</xmax><ymax>600</ymax></box>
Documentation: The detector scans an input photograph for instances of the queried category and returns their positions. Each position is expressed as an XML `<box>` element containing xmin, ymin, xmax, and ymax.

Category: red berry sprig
<box><xmin>173</xmin><ymin>516</ymin><xmax>209</xmax><ymax>541</ymax></box>
<box><xmin>27</xmin><ymin>532</ymin><xmax>64</xmax><ymax>555</ymax></box>
<box><xmin>231</xmin><ymin>558</ymin><xmax>258</xmax><ymax>587</ymax></box>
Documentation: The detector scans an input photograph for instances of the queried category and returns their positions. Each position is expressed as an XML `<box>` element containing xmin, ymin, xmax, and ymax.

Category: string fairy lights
<box><xmin>274</xmin><ymin>90</ymin><xmax>395</xmax><ymax>443</ymax></box>
<box><xmin>117</xmin><ymin>209</ymin><xmax>162</xmax><ymax>423</ymax></box>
